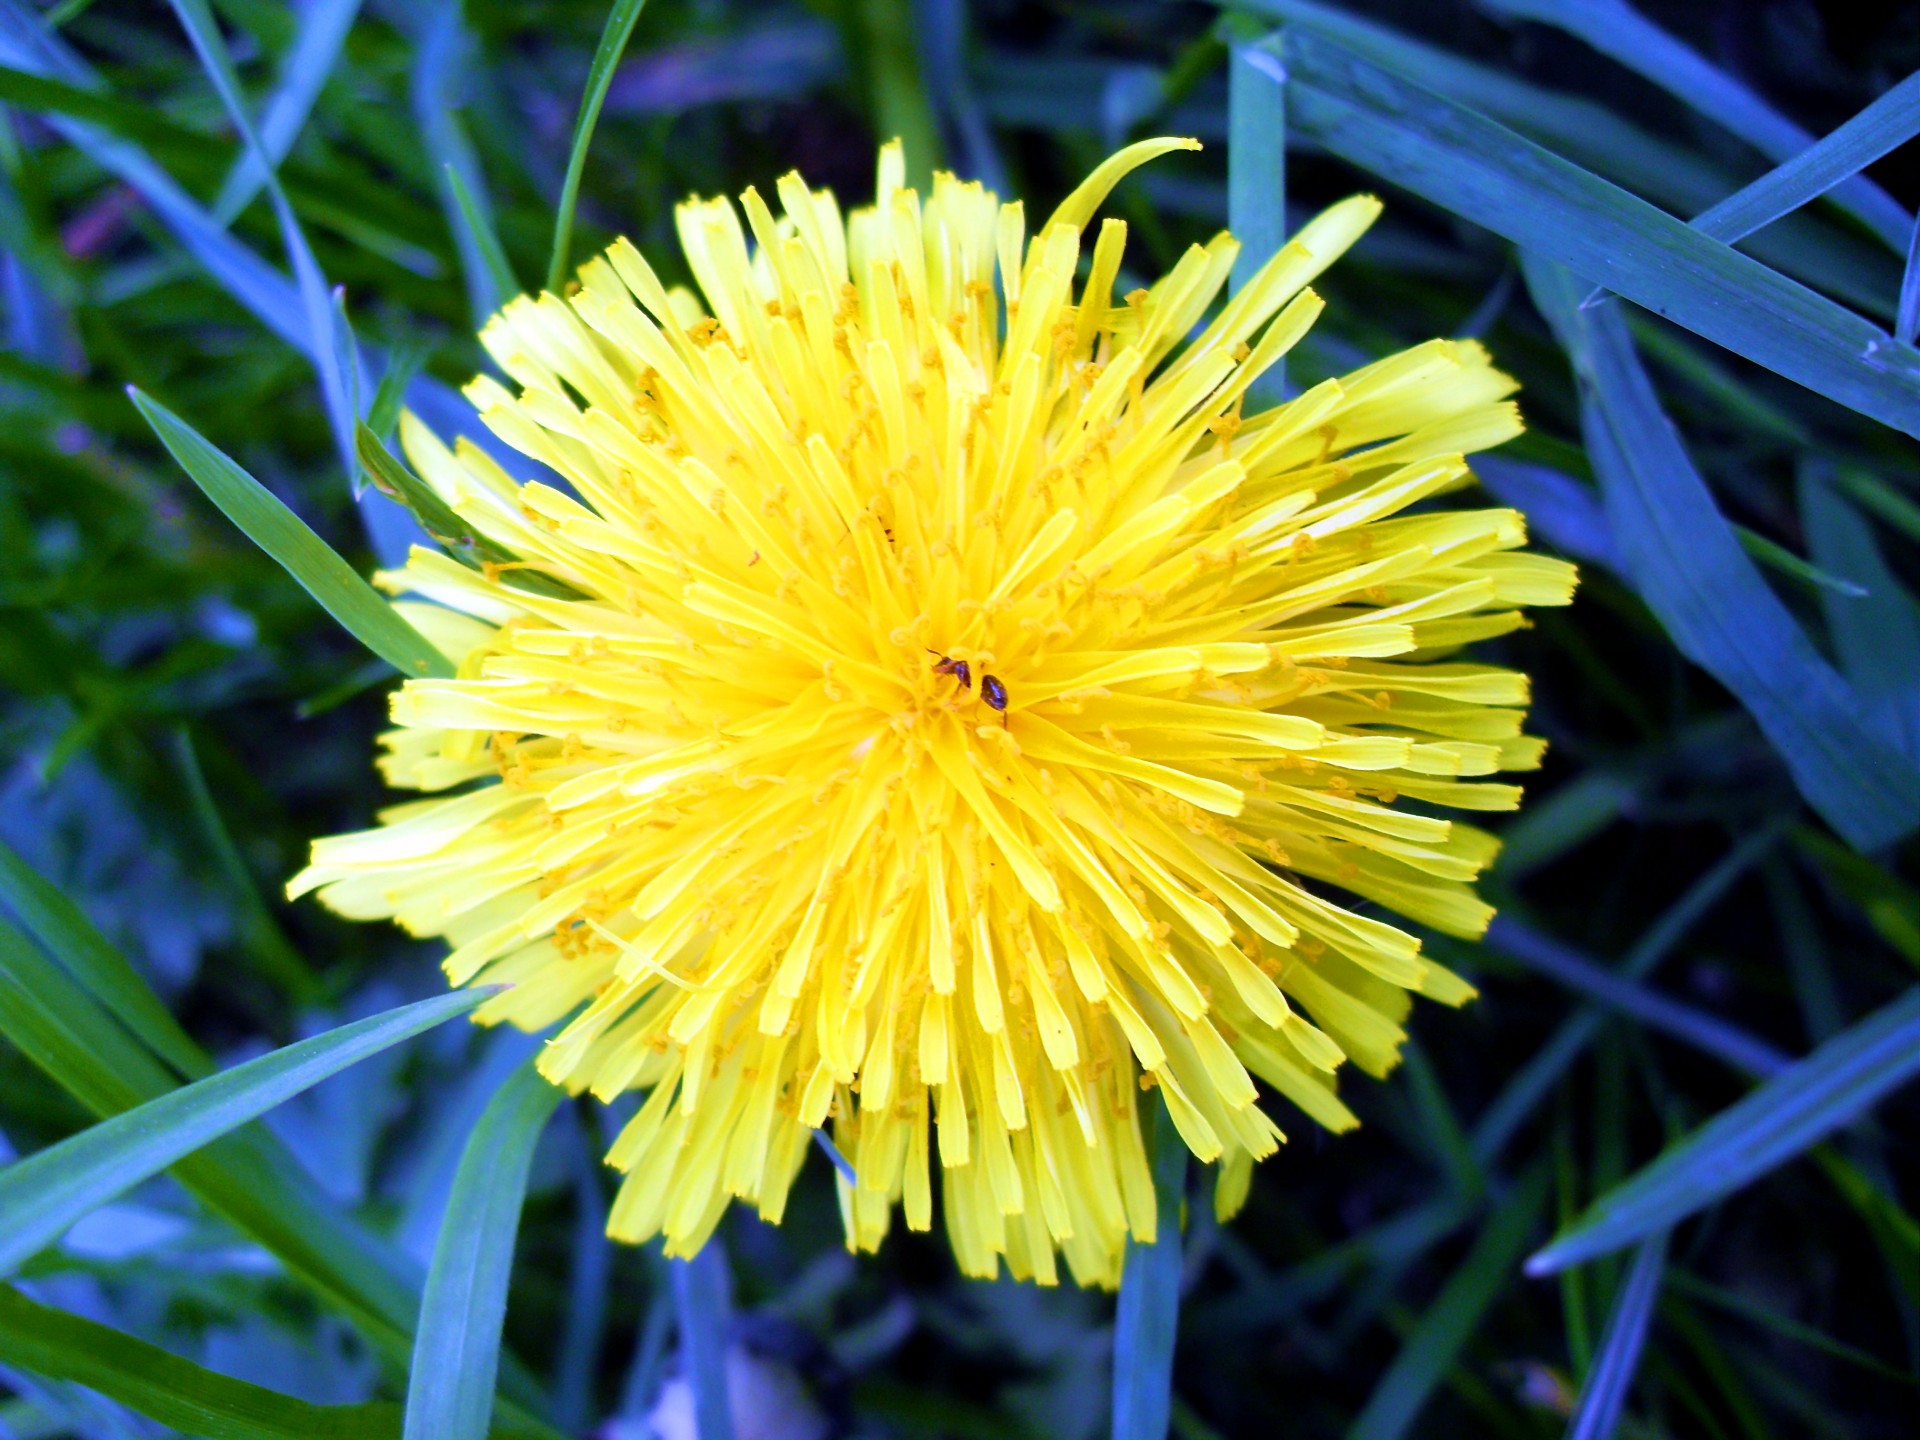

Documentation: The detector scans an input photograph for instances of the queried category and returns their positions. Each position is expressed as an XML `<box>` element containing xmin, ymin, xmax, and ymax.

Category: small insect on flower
<box><xmin>293</xmin><ymin>137</ymin><xmax>1576</xmax><ymax>1289</ymax></box>
<box><xmin>926</xmin><ymin>649</ymin><xmax>973</xmax><ymax>692</ymax></box>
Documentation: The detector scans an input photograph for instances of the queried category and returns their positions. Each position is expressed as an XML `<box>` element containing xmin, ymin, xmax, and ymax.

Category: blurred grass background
<box><xmin>1</xmin><ymin>1</ymin><xmax>1918</xmax><ymax>1437</ymax></box>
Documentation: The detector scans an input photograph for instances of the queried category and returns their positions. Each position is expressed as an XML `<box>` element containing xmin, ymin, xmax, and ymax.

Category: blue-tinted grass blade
<box><xmin>404</xmin><ymin>1062</ymin><xmax>564</xmax><ymax>1440</ymax></box>
<box><xmin>1523</xmin><ymin>255</ymin><xmax>1920</xmax><ymax>849</ymax></box>
<box><xmin>1228</xmin><ymin>37</ymin><xmax>1287</xmax><ymax>406</ymax></box>
<box><xmin>1473</xmin><ymin>456</ymin><xmax>1621</xmax><ymax>573</ymax></box>
<box><xmin>1567</xmin><ymin>1232</ymin><xmax>1667</xmax><ymax>1440</ymax></box>
<box><xmin>130</xmin><ymin>387</ymin><xmax>454</xmax><ymax>679</ymax></box>
<box><xmin>1691</xmin><ymin>70</ymin><xmax>1920</xmax><ymax>246</ymax></box>
<box><xmin>1348</xmin><ymin>1165</ymin><xmax>1550</xmax><ymax>1440</ymax></box>
<box><xmin>0</xmin><ymin>991</ymin><xmax>489</xmax><ymax>1280</ymax></box>
<box><xmin>813</xmin><ymin>1128</ymin><xmax>857</xmax><ymax>1183</ymax></box>
<box><xmin>1223</xmin><ymin>0</ymin><xmax>1900</xmax><ymax>320</ymax></box>
<box><xmin>413</xmin><ymin>1</ymin><xmax>505</xmax><ymax>327</ymax></box>
<box><xmin>671</xmin><ymin>1243</ymin><xmax>735</xmax><ymax>1440</ymax></box>
<box><xmin>1111</xmin><ymin>1096</ymin><xmax>1187</xmax><ymax>1440</ymax></box>
<box><xmin>916</xmin><ymin>0</ymin><xmax>1008</xmax><ymax>192</ymax></box>
<box><xmin>1476</xmin><ymin>0</ymin><xmax>1911</xmax><ymax>252</ymax></box>
<box><xmin>1485</xmin><ymin>917</ymin><xmax>1790</xmax><ymax>1079</ymax></box>
<box><xmin>0</xmin><ymin>840</ymin><xmax>212</xmax><ymax>1081</ymax></box>
<box><xmin>1900</xmin><ymin>212</ymin><xmax>1920</xmax><ymax>347</ymax></box>
<box><xmin>1272</xmin><ymin>26</ymin><xmax>1920</xmax><ymax>437</ymax></box>
<box><xmin>552</xmin><ymin>1116</ymin><xmax>613</xmax><ymax>1434</ymax></box>
<box><xmin>1799</xmin><ymin>472</ymin><xmax>1920</xmax><ymax>760</ymax></box>
<box><xmin>212</xmin><ymin>0</ymin><xmax>365</xmax><ymax>222</ymax></box>
<box><xmin>0</xmin><ymin>5</ymin><xmax>308</xmax><ymax>354</ymax></box>
<box><xmin>548</xmin><ymin>0</ymin><xmax>652</xmax><ymax>293</ymax></box>
<box><xmin>166</xmin><ymin>0</ymin><xmax>358</xmax><ymax>485</ymax></box>
<box><xmin>1470</xmin><ymin>826</ymin><xmax>1780</xmax><ymax>1165</ymax></box>
<box><xmin>447</xmin><ymin>163</ymin><xmax>519</xmax><ymax>313</ymax></box>
<box><xmin>1529</xmin><ymin>988</ymin><xmax>1920</xmax><ymax>1275</ymax></box>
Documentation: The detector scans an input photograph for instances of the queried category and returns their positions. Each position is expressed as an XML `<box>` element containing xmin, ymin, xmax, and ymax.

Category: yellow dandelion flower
<box><xmin>292</xmin><ymin>139</ymin><xmax>1576</xmax><ymax>1288</ymax></box>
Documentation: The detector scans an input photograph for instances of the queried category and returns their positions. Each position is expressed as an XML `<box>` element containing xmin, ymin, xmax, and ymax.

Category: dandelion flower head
<box><xmin>293</xmin><ymin>139</ymin><xmax>1576</xmax><ymax>1286</ymax></box>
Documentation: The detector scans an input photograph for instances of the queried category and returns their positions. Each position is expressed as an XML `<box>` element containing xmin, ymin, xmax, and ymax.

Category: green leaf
<box><xmin>0</xmin><ymin>839</ymin><xmax>212</xmax><ymax>1081</ymax></box>
<box><xmin>547</xmin><ymin>0</ymin><xmax>652</xmax><ymax>292</ymax></box>
<box><xmin>1730</xmin><ymin>524</ymin><xmax>1867</xmax><ymax>602</ymax></box>
<box><xmin>1268</xmin><ymin>24</ymin><xmax>1920</xmax><ymax>437</ymax></box>
<box><xmin>1476</xmin><ymin>0</ymin><xmax>1912</xmax><ymax>252</ymax></box>
<box><xmin>1524</xmin><ymin>255</ymin><xmax>1920</xmax><ymax>849</ymax></box>
<box><xmin>1111</xmin><ymin>1096</ymin><xmax>1188</xmax><ymax>1440</ymax></box>
<box><xmin>130</xmin><ymin>387</ymin><xmax>453</xmax><ymax>679</ymax></box>
<box><xmin>0</xmin><ymin>914</ymin><xmax>424</xmax><ymax>1349</ymax></box>
<box><xmin>171</xmin><ymin>728</ymin><xmax>321</xmax><ymax>1003</ymax></box>
<box><xmin>670</xmin><ymin>1242</ymin><xmax>736</xmax><ymax>1440</ymax></box>
<box><xmin>369</xmin><ymin>342</ymin><xmax>426</xmax><ymax>441</ymax></box>
<box><xmin>0</xmin><ymin>1285</ymin><xmax>404</xmax><ymax>1440</ymax></box>
<box><xmin>1529</xmin><ymin>988</ymin><xmax>1920</xmax><ymax>1275</ymax></box>
<box><xmin>0</xmin><ymin>991</ymin><xmax>488</xmax><ymax>1279</ymax></box>
<box><xmin>404</xmin><ymin>1062</ymin><xmax>563</xmax><ymax>1440</ymax></box>
<box><xmin>1347</xmin><ymin>1164</ymin><xmax>1550</xmax><ymax>1440</ymax></box>
<box><xmin>0</xmin><ymin>1286</ymin><xmax>560</xmax><ymax>1440</ymax></box>
<box><xmin>447</xmin><ymin>162</ymin><xmax>519</xmax><ymax>311</ymax></box>
<box><xmin>357</xmin><ymin>422</ymin><xmax>588</xmax><ymax>600</ymax></box>
<box><xmin>1691</xmin><ymin>70</ymin><xmax>1920</xmax><ymax>246</ymax></box>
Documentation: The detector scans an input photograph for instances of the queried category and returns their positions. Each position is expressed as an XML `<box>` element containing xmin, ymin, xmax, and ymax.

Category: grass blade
<box><xmin>212</xmin><ymin>0</ymin><xmax>366</xmax><ymax>222</ymax></box>
<box><xmin>1731</xmin><ymin>524</ymin><xmax>1868</xmax><ymax>601</ymax></box>
<box><xmin>171</xmin><ymin>728</ymin><xmax>320</xmax><ymax>1003</ymax></box>
<box><xmin>1567</xmin><ymin>1232</ymin><xmax>1667</xmax><ymax>1440</ymax></box>
<box><xmin>167</xmin><ymin>0</ymin><xmax>358</xmax><ymax>485</ymax></box>
<box><xmin>447</xmin><ymin>162</ymin><xmax>519</xmax><ymax>310</ymax></box>
<box><xmin>1478</xmin><ymin>0</ymin><xmax>1912</xmax><ymax>251</ymax></box>
<box><xmin>546</xmin><ymin>0</ymin><xmax>652</xmax><ymax>292</ymax></box>
<box><xmin>670</xmin><ymin>1242</ymin><xmax>735</xmax><ymax>1440</ymax></box>
<box><xmin>0</xmin><ymin>991</ymin><xmax>487</xmax><ymax>1279</ymax></box>
<box><xmin>0</xmin><ymin>915</ymin><xmax>425</xmax><ymax>1351</ymax></box>
<box><xmin>1470</xmin><ymin>827</ymin><xmax>1780</xmax><ymax>1164</ymax></box>
<box><xmin>0</xmin><ymin>1286</ymin><xmax>556</xmax><ymax>1440</ymax></box>
<box><xmin>1272</xmin><ymin>25</ymin><xmax>1920</xmax><ymax>437</ymax></box>
<box><xmin>1902</xmin><ymin>212</ymin><xmax>1920</xmax><ymax>346</ymax></box>
<box><xmin>130</xmin><ymin>387</ymin><xmax>453</xmax><ymax>679</ymax></box>
<box><xmin>410</xmin><ymin>1</ymin><xmax>504</xmax><ymax>326</ymax></box>
<box><xmin>1485</xmin><ymin>917</ymin><xmax>1790</xmax><ymax>1079</ymax></box>
<box><xmin>404</xmin><ymin>1062</ymin><xmax>563</xmax><ymax>1440</ymax></box>
<box><xmin>1227</xmin><ymin>34</ymin><xmax>1287</xmax><ymax>406</ymax></box>
<box><xmin>1523</xmin><ymin>255</ymin><xmax>1920</xmax><ymax>849</ymax></box>
<box><xmin>0</xmin><ymin>1285</ymin><xmax>405</xmax><ymax>1440</ymax></box>
<box><xmin>1528</xmin><ymin>988</ymin><xmax>1920</xmax><ymax>1275</ymax></box>
<box><xmin>1111</xmin><ymin>1097</ymin><xmax>1187</xmax><ymax>1440</ymax></box>
<box><xmin>1225</xmin><ymin>0</ymin><xmax>1900</xmax><ymax>320</ymax></box>
<box><xmin>1691</xmin><ymin>70</ymin><xmax>1920</xmax><ymax>246</ymax></box>
<box><xmin>1800</xmin><ymin>472</ymin><xmax>1920</xmax><ymax>759</ymax></box>
<box><xmin>0</xmin><ymin>839</ymin><xmax>211</xmax><ymax>1081</ymax></box>
<box><xmin>1347</xmin><ymin>1164</ymin><xmax>1550</xmax><ymax>1440</ymax></box>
